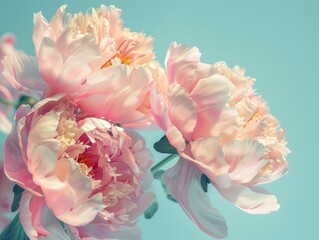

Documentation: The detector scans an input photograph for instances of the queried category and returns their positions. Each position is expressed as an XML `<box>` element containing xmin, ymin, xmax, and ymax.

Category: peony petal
<box><xmin>49</xmin><ymin>5</ymin><xmax>68</xmax><ymax>40</ymax></box>
<box><xmin>42</xmin><ymin>158</ymin><xmax>105</xmax><ymax>226</ymax></box>
<box><xmin>223</xmin><ymin>139</ymin><xmax>267</xmax><ymax>184</ymax></box>
<box><xmin>167</xmin><ymin>83</ymin><xmax>197</xmax><ymax>141</ymax></box>
<box><xmin>38</xmin><ymin>37</ymin><xmax>63</xmax><ymax>86</ymax></box>
<box><xmin>19</xmin><ymin>192</ymin><xmax>71</xmax><ymax>240</ymax></box>
<box><xmin>190</xmin><ymin>74</ymin><xmax>231</xmax><ymax>112</ymax></box>
<box><xmin>192</xmin><ymin>107</ymin><xmax>238</xmax><ymax>142</ymax></box>
<box><xmin>4</xmin><ymin>105</ymin><xmax>41</xmax><ymax>196</ymax></box>
<box><xmin>2</xmin><ymin>50</ymin><xmax>46</xmax><ymax>98</ymax></box>
<box><xmin>216</xmin><ymin>185</ymin><xmax>280</xmax><ymax>214</ymax></box>
<box><xmin>165</xmin><ymin>42</ymin><xmax>201</xmax><ymax>91</ymax></box>
<box><xmin>75</xmin><ymin>215</ymin><xmax>142</xmax><ymax>240</ymax></box>
<box><xmin>128</xmin><ymin>192</ymin><xmax>154</xmax><ymax>221</ymax></box>
<box><xmin>181</xmin><ymin>138</ymin><xmax>230</xmax><ymax>188</ymax></box>
<box><xmin>33</xmin><ymin>12</ymin><xmax>50</xmax><ymax>54</ymax></box>
<box><xmin>163</xmin><ymin>159</ymin><xmax>228</xmax><ymax>238</ymax></box>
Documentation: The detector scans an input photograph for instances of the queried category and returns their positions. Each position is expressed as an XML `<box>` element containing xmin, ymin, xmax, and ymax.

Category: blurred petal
<box><xmin>3</xmin><ymin>50</ymin><xmax>46</xmax><ymax>98</ymax></box>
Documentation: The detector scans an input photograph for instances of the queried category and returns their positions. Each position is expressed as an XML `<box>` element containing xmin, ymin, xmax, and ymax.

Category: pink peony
<box><xmin>152</xmin><ymin>43</ymin><xmax>289</xmax><ymax>238</ymax></box>
<box><xmin>0</xmin><ymin>34</ymin><xmax>22</xmax><ymax>134</ymax></box>
<box><xmin>3</xmin><ymin>5</ymin><xmax>163</xmax><ymax>128</ymax></box>
<box><xmin>4</xmin><ymin>95</ymin><xmax>153</xmax><ymax>239</ymax></box>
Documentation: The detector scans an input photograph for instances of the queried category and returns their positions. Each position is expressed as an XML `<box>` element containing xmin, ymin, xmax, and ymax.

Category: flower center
<box><xmin>56</xmin><ymin>117</ymin><xmax>78</xmax><ymax>146</ymax></box>
<box><xmin>101</xmin><ymin>52</ymin><xmax>132</xmax><ymax>68</ymax></box>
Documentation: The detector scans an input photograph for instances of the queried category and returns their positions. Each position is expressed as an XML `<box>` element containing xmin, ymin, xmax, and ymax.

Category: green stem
<box><xmin>0</xmin><ymin>97</ymin><xmax>17</xmax><ymax>108</ymax></box>
<box><xmin>151</xmin><ymin>154</ymin><xmax>178</xmax><ymax>174</ymax></box>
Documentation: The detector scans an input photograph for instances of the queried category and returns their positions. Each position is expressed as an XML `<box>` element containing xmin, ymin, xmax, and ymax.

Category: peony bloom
<box><xmin>0</xmin><ymin>34</ymin><xmax>21</xmax><ymax>134</ymax></box>
<box><xmin>3</xmin><ymin>5</ymin><xmax>163</xmax><ymax>128</ymax></box>
<box><xmin>151</xmin><ymin>43</ymin><xmax>289</xmax><ymax>238</ymax></box>
<box><xmin>4</xmin><ymin>95</ymin><xmax>153</xmax><ymax>239</ymax></box>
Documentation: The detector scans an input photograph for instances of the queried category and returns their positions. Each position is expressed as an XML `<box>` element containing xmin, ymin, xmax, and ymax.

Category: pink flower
<box><xmin>152</xmin><ymin>43</ymin><xmax>289</xmax><ymax>238</ymax></box>
<box><xmin>3</xmin><ymin>5</ymin><xmax>163</xmax><ymax>128</ymax></box>
<box><xmin>4</xmin><ymin>95</ymin><xmax>153</xmax><ymax>239</ymax></box>
<box><xmin>0</xmin><ymin>34</ymin><xmax>21</xmax><ymax>134</ymax></box>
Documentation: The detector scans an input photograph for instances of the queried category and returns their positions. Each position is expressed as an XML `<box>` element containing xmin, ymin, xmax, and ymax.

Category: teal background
<box><xmin>0</xmin><ymin>0</ymin><xmax>318</xmax><ymax>239</ymax></box>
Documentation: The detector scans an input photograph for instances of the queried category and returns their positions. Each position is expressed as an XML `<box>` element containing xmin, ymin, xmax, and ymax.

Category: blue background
<box><xmin>1</xmin><ymin>0</ymin><xmax>318</xmax><ymax>239</ymax></box>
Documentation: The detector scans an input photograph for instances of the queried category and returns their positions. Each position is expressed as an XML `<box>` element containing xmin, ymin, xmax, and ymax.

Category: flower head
<box><xmin>3</xmin><ymin>5</ymin><xmax>163</xmax><ymax>128</ymax></box>
<box><xmin>152</xmin><ymin>43</ymin><xmax>289</xmax><ymax>238</ymax></box>
<box><xmin>4</xmin><ymin>95</ymin><xmax>153</xmax><ymax>239</ymax></box>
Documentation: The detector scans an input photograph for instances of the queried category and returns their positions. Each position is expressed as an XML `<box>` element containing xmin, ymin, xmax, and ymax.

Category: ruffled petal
<box><xmin>49</xmin><ymin>5</ymin><xmax>68</xmax><ymax>40</ymax></box>
<box><xmin>4</xmin><ymin>105</ymin><xmax>41</xmax><ymax>196</ymax></box>
<box><xmin>33</xmin><ymin>12</ymin><xmax>50</xmax><ymax>54</ymax></box>
<box><xmin>163</xmin><ymin>159</ymin><xmax>228</xmax><ymax>238</ymax></box>
<box><xmin>77</xmin><ymin>65</ymin><xmax>153</xmax><ymax>127</ymax></box>
<box><xmin>190</xmin><ymin>74</ymin><xmax>231</xmax><ymax>112</ymax></box>
<box><xmin>165</xmin><ymin>42</ymin><xmax>201</xmax><ymax>91</ymax></box>
<box><xmin>223</xmin><ymin>139</ymin><xmax>266</xmax><ymax>184</ymax></box>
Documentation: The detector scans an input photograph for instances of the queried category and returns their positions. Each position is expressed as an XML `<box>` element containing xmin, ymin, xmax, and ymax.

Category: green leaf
<box><xmin>153</xmin><ymin>135</ymin><xmax>178</xmax><ymax>154</ymax></box>
<box><xmin>200</xmin><ymin>174</ymin><xmax>211</xmax><ymax>193</ymax></box>
<box><xmin>154</xmin><ymin>170</ymin><xmax>177</xmax><ymax>203</ymax></box>
<box><xmin>144</xmin><ymin>198</ymin><xmax>158</xmax><ymax>219</ymax></box>
<box><xmin>11</xmin><ymin>185</ymin><xmax>24</xmax><ymax>212</ymax></box>
<box><xmin>17</xmin><ymin>95</ymin><xmax>37</xmax><ymax>109</ymax></box>
<box><xmin>0</xmin><ymin>214</ymin><xmax>29</xmax><ymax>240</ymax></box>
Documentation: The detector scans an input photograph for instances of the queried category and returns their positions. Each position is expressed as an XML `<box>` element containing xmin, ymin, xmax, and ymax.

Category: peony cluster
<box><xmin>0</xmin><ymin>4</ymin><xmax>289</xmax><ymax>240</ymax></box>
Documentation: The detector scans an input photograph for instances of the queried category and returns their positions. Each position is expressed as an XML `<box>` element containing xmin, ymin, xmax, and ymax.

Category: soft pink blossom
<box><xmin>3</xmin><ymin>5</ymin><xmax>163</xmax><ymax>128</ymax></box>
<box><xmin>152</xmin><ymin>43</ymin><xmax>289</xmax><ymax>238</ymax></box>
<box><xmin>4</xmin><ymin>95</ymin><xmax>153</xmax><ymax>239</ymax></box>
<box><xmin>0</xmin><ymin>34</ymin><xmax>21</xmax><ymax>134</ymax></box>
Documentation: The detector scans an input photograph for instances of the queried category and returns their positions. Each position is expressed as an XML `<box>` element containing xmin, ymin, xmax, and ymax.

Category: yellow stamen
<box><xmin>101</xmin><ymin>52</ymin><xmax>132</xmax><ymax>69</ymax></box>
